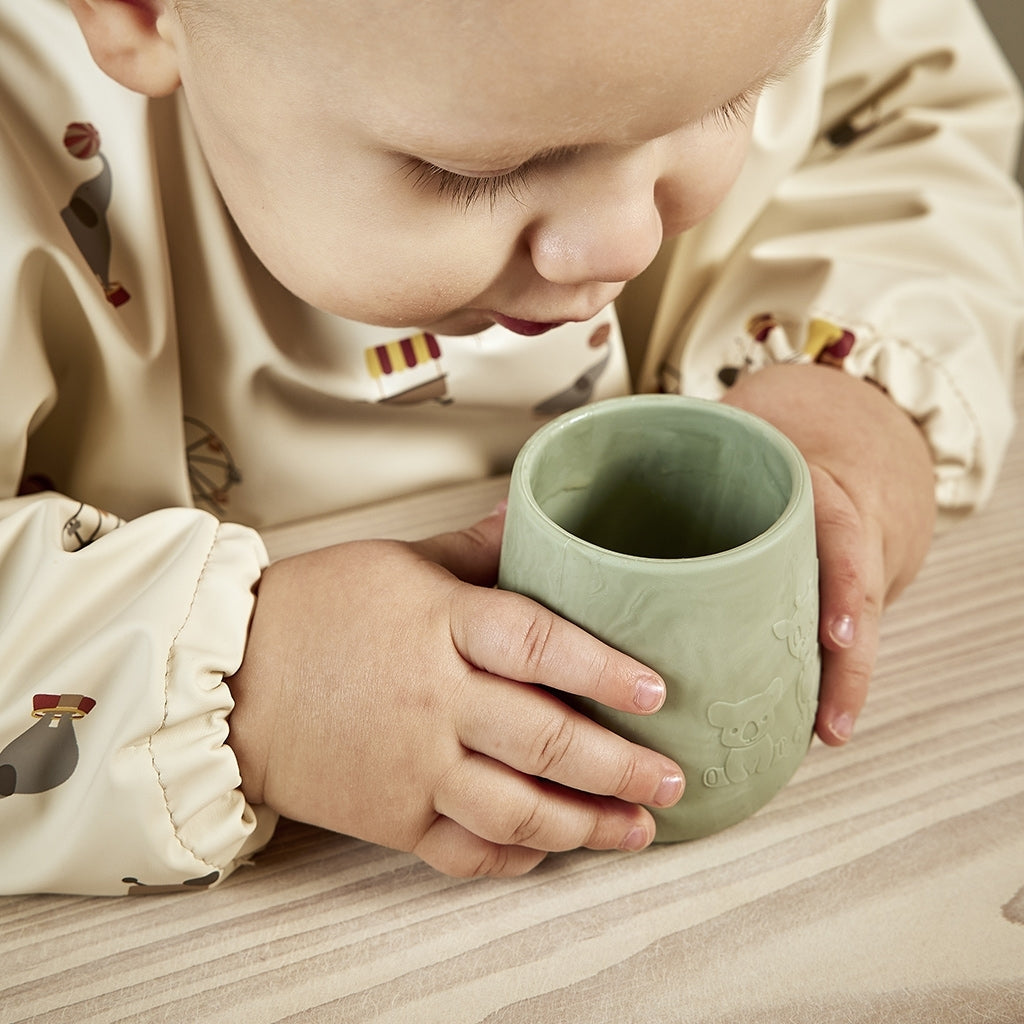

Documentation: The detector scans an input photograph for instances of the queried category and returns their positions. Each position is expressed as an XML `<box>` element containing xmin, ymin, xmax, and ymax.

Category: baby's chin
<box><xmin>338</xmin><ymin>305</ymin><xmax>493</xmax><ymax>336</ymax></box>
<box><xmin>417</xmin><ymin>309</ymin><xmax>496</xmax><ymax>336</ymax></box>
<box><xmin>336</xmin><ymin>308</ymin><xmax>491</xmax><ymax>336</ymax></box>
<box><xmin>297</xmin><ymin>285</ymin><xmax>491</xmax><ymax>335</ymax></box>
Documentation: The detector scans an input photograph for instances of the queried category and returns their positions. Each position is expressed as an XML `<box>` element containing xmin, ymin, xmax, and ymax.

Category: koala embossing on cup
<box><xmin>498</xmin><ymin>396</ymin><xmax>820</xmax><ymax>841</ymax></box>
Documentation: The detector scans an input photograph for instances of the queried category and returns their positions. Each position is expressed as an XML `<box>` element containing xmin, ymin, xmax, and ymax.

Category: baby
<box><xmin>0</xmin><ymin>0</ymin><xmax>1020</xmax><ymax>893</ymax></box>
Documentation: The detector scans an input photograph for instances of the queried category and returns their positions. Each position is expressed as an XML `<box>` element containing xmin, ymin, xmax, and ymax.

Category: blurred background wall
<box><xmin>975</xmin><ymin>0</ymin><xmax>1024</xmax><ymax>183</ymax></box>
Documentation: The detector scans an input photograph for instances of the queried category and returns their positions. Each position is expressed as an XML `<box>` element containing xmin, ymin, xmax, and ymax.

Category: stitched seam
<box><xmin>149</xmin><ymin>521</ymin><xmax>223</xmax><ymax>874</ymax></box>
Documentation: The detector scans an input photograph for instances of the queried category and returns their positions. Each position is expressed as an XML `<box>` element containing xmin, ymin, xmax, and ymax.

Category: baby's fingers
<box><xmin>450</xmin><ymin>585</ymin><xmax>667</xmax><ymax>715</ymax></box>
<box><xmin>434</xmin><ymin>753</ymin><xmax>657</xmax><ymax>856</ymax></box>
<box><xmin>414</xmin><ymin>816</ymin><xmax>548</xmax><ymax>878</ymax></box>
<box><xmin>817</xmin><ymin>620</ymin><xmax>880</xmax><ymax>745</ymax></box>
<box><xmin>810</xmin><ymin>466</ymin><xmax>884</xmax><ymax>744</ymax></box>
<box><xmin>811</xmin><ymin>466</ymin><xmax>866</xmax><ymax>653</ymax></box>
<box><xmin>457</xmin><ymin>675</ymin><xmax>683</xmax><ymax>808</ymax></box>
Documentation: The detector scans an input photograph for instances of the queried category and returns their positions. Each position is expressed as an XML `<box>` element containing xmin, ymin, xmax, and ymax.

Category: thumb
<box><xmin>412</xmin><ymin>500</ymin><xmax>508</xmax><ymax>586</ymax></box>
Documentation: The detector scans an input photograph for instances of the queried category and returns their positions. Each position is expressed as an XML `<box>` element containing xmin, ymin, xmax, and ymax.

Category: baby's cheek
<box><xmin>275</xmin><ymin>238</ymin><xmax>497</xmax><ymax>326</ymax></box>
<box><xmin>659</xmin><ymin>127</ymin><xmax>753</xmax><ymax>237</ymax></box>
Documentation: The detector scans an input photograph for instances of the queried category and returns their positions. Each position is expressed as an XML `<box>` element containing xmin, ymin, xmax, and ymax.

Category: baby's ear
<box><xmin>69</xmin><ymin>0</ymin><xmax>181</xmax><ymax>97</ymax></box>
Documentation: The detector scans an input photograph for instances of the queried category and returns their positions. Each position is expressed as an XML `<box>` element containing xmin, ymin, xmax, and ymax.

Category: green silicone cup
<box><xmin>498</xmin><ymin>395</ymin><xmax>820</xmax><ymax>841</ymax></box>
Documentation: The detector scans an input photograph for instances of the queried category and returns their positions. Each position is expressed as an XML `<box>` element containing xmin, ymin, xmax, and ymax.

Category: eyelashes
<box><xmin>703</xmin><ymin>88</ymin><xmax>759</xmax><ymax>131</ymax></box>
<box><xmin>404</xmin><ymin>92</ymin><xmax>759</xmax><ymax>212</ymax></box>
<box><xmin>403</xmin><ymin>160</ymin><xmax>532</xmax><ymax>211</ymax></box>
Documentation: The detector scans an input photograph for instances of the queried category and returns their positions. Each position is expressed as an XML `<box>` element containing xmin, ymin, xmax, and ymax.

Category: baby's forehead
<box><xmin>340</xmin><ymin>1</ymin><xmax>816</xmax><ymax>140</ymax></box>
<box><xmin>200</xmin><ymin>0</ymin><xmax>808</xmax><ymax>77</ymax></box>
<box><xmin>180</xmin><ymin>0</ymin><xmax>822</xmax><ymax>160</ymax></box>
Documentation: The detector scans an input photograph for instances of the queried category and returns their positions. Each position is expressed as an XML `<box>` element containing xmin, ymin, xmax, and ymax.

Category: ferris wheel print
<box><xmin>184</xmin><ymin>416</ymin><xmax>242</xmax><ymax>515</ymax></box>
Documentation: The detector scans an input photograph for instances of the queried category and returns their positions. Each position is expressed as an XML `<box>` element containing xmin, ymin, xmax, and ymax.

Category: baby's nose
<box><xmin>528</xmin><ymin>167</ymin><xmax>663</xmax><ymax>286</ymax></box>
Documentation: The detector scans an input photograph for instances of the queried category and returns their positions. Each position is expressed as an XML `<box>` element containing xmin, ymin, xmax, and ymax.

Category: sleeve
<box><xmin>0</xmin><ymin>3</ymin><xmax>279</xmax><ymax>895</ymax></box>
<box><xmin>654</xmin><ymin>0</ymin><xmax>1024</xmax><ymax>523</ymax></box>
<box><xmin>0</xmin><ymin>493</ymin><xmax>276</xmax><ymax>896</ymax></box>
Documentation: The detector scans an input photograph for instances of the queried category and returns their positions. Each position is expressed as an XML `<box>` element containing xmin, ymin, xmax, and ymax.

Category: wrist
<box><xmin>722</xmin><ymin>362</ymin><xmax>935</xmax><ymax>595</ymax></box>
<box><xmin>226</xmin><ymin>564</ymin><xmax>288</xmax><ymax>808</ymax></box>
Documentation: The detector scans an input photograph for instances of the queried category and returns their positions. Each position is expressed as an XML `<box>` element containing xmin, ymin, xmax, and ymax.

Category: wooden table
<box><xmin>3</xmin><ymin>372</ymin><xmax>1023</xmax><ymax>1023</ymax></box>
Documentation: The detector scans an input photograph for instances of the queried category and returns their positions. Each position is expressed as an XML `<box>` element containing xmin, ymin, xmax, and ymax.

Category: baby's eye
<box><xmin>403</xmin><ymin>159</ymin><xmax>531</xmax><ymax>211</ymax></box>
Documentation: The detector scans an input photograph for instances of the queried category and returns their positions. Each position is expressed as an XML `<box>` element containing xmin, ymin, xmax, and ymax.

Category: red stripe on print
<box><xmin>400</xmin><ymin>337</ymin><xmax>418</xmax><ymax>368</ymax></box>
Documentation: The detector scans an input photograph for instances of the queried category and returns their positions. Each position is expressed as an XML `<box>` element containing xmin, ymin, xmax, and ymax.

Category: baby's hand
<box><xmin>722</xmin><ymin>363</ymin><xmax>936</xmax><ymax>745</ymax></box>
<box><xmin>228</xmin><ymin>509</ymin><xmax>684</xmax><ymax>877</ymax></box>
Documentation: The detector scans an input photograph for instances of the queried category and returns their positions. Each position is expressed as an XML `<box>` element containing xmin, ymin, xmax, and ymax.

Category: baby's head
<box><xmin>71</xmin><ymin>0</ymin><xmax>824</xmax><ymax>334</ymax></box>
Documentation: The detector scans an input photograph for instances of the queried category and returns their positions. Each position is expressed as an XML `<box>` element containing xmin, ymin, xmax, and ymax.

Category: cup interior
<box><xmin>524</xmin><ymin>399</ymin><xmax>799</xmax><ymax>560</ymax></box>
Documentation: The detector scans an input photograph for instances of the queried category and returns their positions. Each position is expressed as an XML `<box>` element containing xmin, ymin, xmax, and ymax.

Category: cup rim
<box><xmin>511</xmin><ymin>394</ymin><xmax>812</xmax><ymax>565</ymax></box>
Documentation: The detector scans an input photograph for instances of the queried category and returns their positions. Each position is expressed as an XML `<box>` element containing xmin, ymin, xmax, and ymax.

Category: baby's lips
<box><xmin>490</xmin><ymin>312</ymin><xmax>565</xmax><ymax>336</ymax></box>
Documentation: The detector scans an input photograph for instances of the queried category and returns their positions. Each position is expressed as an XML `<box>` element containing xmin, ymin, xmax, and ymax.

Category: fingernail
<box><xmin>634</xmin><ymin>674</ymin><xmax>666</xmax><ymax>713</ymax></box>
<box><xmin>620</xmin><ymin>826</ymin><xmax>650</xmax><ymax>852</ymax></box>
<box><xmin>653</xmin><ymin>772</ymin><xmax>685</xmax><ymax>807</ymax></box>
<box><xmin>490</xmin><ymin>499</ymin><xmax>509</xmax><ymax>517</ymax></box>
<box><xmin>828</xmin><ymin>712</ymin><xmax>855</xmax><ymax>743</ymax></box>
<box><xmin>829</xmin><ymin>614</ymin><xmax>856</xmax><ymax>648</ymax></box>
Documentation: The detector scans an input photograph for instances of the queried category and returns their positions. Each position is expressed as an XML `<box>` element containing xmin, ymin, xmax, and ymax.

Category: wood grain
<box><xmin>2</xmin><ymin>370</ymin><xmax>1022</xmax><ymax>1024</ymax></box>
